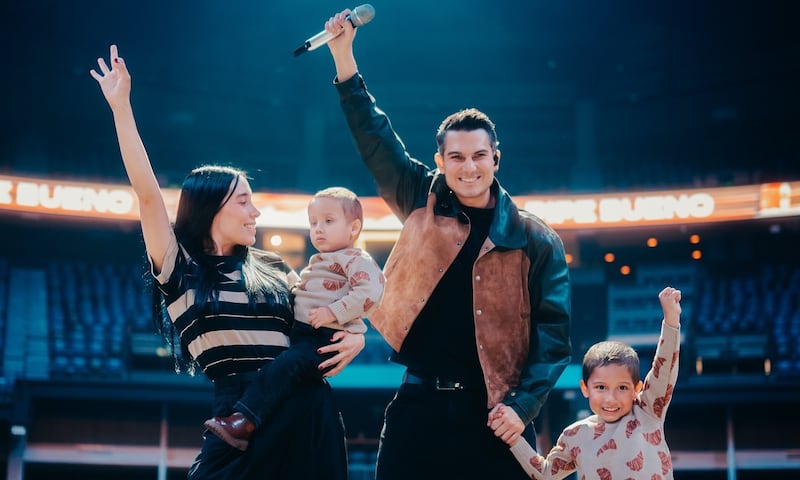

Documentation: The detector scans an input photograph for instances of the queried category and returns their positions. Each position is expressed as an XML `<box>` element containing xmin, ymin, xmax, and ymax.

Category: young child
<box><xmin>204</xmin><ymin>186</ymin><xmax>385</xmax><ymax>450</ymax></box>
<box><xmin>500</xmin><ymin>286</ymin><xmax>681</xmax><ymax>479</ymax></box>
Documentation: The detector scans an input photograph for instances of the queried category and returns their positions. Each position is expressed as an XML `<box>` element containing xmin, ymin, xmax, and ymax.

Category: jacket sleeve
<box><xmin>508</xmin><ymin>221</ymin><xmax>572</xmax><ymax>424</ymax></box>
<box><xmin>335</xmin><ymin>74</ymin><xmax>432</xmax><ymax>221</ymax></box>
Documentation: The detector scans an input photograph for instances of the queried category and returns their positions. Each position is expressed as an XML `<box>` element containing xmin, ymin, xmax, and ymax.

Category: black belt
<box><xmin>402</xmin><ymin>371</ymin><xmax>468</xmax><ymax>391</ymax></box>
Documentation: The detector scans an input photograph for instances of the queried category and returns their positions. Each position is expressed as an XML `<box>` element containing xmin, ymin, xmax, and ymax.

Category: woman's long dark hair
<box><xmin>152</xmin><ymin>165</ymin><xmax>291</xmax><ymax>374</ymax></box>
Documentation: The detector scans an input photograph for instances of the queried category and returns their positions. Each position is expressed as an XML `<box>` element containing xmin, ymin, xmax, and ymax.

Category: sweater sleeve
<box><xmin>509</xmin><ymin>434</ymin><xmax>578</xmax><ymax>480</ymax></box>
<box><xmin>638</xmin><ymin>322</ymin><xmax>681</xmax><ymax>421</ymax></box>
<box><xmin>326</xmin><ymin>250</ymin><xmax>385</xmax><ymax>331</ymax></box>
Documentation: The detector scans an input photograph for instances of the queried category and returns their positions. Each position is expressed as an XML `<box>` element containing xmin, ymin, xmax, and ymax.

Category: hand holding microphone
<box><xmin>293</xmin><ymin>4</ymin><xmax>375</xmax><ymax>57</ymax></box>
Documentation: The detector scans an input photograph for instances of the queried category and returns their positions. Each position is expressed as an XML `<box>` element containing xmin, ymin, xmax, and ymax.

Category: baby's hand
<box><xmin>308</xmin><ymin>307</ymin><xmax>337</xmax><ymax>329</ymax></box>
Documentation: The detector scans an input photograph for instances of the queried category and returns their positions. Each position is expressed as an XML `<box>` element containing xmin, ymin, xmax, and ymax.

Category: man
<box><xmin>322</xmin><ymin>10</ymin><xmax>572</xmax><ymax>479</ymax></box>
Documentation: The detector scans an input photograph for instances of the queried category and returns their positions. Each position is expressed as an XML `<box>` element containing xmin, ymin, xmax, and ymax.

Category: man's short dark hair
<box><xmin>435</xmin><ymin>108</ymin><xmax>499</xmax><ymax>155</ymax></box>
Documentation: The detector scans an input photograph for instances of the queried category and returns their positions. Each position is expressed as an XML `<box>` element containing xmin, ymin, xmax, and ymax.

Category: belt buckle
<box><xmin>435</xmin><ymin>378</ymin><xmax>464</xmax><ymax>391</ymax></box>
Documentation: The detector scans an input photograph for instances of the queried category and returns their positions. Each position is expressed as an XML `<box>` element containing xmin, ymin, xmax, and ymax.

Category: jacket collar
<box><xmin>430</xmin><ymin>172</ymin><xmax>527</xmax><ymax>250</ymax></box>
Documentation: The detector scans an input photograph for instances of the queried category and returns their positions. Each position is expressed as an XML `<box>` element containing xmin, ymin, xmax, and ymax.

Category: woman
<box><xmin>90</xmin><ymin>45</ymin><xmax>362</xmax><ymax>479</ymax></box>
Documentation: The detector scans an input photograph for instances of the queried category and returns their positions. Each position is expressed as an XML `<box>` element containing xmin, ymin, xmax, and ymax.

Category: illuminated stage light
<box><xmin>646</xmin><ymin>237</ymin><xmax>658</xmax><ymax>247</ymax></box>
<box><xmin>604</xmin><ymin>252</ymin><xmax>615</xmax><ymax>263</ymax></box>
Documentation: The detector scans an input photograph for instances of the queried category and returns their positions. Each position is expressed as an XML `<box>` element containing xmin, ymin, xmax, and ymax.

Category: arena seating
<box><xmin>2</xmin><ymin>253</ymin><xmax>797</xmax><ymax>386</ymax></box>
<box><xmin>691</xmin><ymin>262</ymin><xmax>800</xmax><ymax>379</ymax></box>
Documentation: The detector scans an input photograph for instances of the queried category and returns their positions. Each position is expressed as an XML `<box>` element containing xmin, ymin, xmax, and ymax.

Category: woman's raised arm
<box><xmin>90</xmin><ymin>45</ymin><xmax>173</xmax><ymax>271</ymax></box>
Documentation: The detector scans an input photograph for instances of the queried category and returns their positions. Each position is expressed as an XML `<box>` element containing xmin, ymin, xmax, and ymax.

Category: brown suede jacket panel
<box><xmin>335</xmin><ymin>74</ymin><xmax>572</xmax><ymax>425</ymax></box>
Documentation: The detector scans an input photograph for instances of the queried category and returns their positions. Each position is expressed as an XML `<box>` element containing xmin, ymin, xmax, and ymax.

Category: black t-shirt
<box><xmin>393</xmin><ymin>204</ymin><xmax>495</xmax><ymax>384</ymax></box>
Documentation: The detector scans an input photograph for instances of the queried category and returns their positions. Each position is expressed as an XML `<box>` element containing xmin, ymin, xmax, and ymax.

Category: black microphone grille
<box><xmin>350</xmin><ymin>4</ymin><xmax>375</xmax><ymax>27</ymax></box>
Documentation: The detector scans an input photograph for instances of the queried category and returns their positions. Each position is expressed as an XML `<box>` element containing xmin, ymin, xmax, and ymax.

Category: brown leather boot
<box><xmin>203</xmin><ymin>412</ymin><xmax>255</xmax><ymax>451</ymax></box>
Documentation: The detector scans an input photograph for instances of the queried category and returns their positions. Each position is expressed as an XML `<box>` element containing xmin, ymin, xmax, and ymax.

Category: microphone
<box><xmin>293</xmin><ymin>4</ymin><xmax>375</xmax><ymax>57</ymax></box>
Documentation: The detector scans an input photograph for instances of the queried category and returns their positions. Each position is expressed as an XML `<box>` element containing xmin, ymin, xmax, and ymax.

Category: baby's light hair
<box><xmin>313</xmin><ymin>187</ymin><xmax>363</xmax><ymax>224</ymax></box>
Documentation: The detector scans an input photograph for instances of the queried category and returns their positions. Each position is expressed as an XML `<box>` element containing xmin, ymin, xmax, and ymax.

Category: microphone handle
<box><xmin>306</xmin><ymin>29</ymin><xmax>338</xmax><ymax>52</ymax></box>
<box><xmin>294</xmin><ymin>15</ymin><xmax>354</xmax><ymax>57</ymax></box>
<box><xmin>293</xmin><ymin>43</ymin><xmax>310</xmax><ymax>56</ymax></box>
<box><xmin>294</xmin><ymin>29</ymin><xmax>338</xmax><ymax>56</ymax></box>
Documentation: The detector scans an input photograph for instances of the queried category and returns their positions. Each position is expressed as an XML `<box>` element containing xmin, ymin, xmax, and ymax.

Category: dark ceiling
<box><xmin>2</xmin><ymin>0</ymin><xmax>799</xmax><ymax>196</ymax></box>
